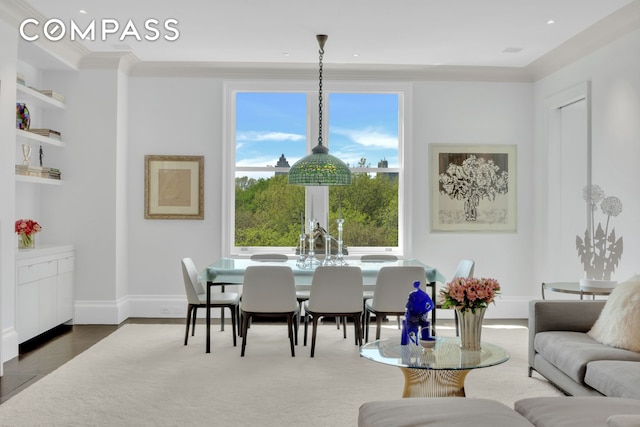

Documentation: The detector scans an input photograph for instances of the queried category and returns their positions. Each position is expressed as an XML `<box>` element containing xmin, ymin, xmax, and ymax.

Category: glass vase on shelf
<box><xmin>18</xmin><ymin>233</ymin><xmax>35</xmax><ymax>249</ymax></box>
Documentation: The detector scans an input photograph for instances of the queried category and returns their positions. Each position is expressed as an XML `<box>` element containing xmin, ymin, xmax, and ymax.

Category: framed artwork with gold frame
<box><xmin>144</xmin><ymin>155</ymin><xmax>204</xmax><ymax>220</ymax></box>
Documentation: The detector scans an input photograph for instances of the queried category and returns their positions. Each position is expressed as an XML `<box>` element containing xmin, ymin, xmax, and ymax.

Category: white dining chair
<box><xmin>181</xmin><ymin>258</ymin><xmax>240</xmax><ymax>346</ymax></box>
<box><xmin>250</xmin><ymin>253</ymin><xmax>289</xmax><ymax>262</ymax></box>
<box><xmin>240</xmin><ymin>265</ymin><xmax>299</xmax><ymax>357</ymax></box>
<box><xmin>364</xmin><ymin>266</ymin><xmax>428</xmax><ymax>342</ymax></box>
<box><xmin>303</xmin><ymin>266</ymin><xmax>364</xmax><ymax>357</ymax></box>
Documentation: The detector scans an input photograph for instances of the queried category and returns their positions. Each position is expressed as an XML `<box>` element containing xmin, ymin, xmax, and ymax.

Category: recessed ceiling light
<box><xmin>282</xmin><ymin>52</ymin><xmax>290</xmax><ymax>57</ymax></box>
<box><xmin>79</xmin><ymin>9</ymin><xmax>87</xmax><ymax>14</ymax></box>
<box><xmin>353</xmin><ymin>53</ymin><xmax>360</xmax><ymax>57</ymax></box>
<box><xmin>547</xmin><ymin>19</ymin><xmax>555</xmax><ymax>25</ymax></box>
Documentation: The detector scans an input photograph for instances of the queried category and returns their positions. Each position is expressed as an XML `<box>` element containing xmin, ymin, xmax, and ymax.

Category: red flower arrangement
<box><xmin>15</xmin><ymin>219</ymin><xmax>42</xmax><ymax>248</ymax></box>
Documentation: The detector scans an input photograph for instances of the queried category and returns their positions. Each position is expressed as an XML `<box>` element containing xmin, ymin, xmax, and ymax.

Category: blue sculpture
<box><xmin>401</xmin><ymin>281</ymin><xmax>435</xmax><ymax>345</ymax></box>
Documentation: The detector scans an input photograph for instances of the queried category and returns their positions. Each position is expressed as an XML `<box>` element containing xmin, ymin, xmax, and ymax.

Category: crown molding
<box><xmin>79</xmin><ymin>52</ymin><xmax>140</xmax><ymax>73</ymax></box>
<box><xmin>1</xmin><ymin>0</ymin><xmax>89</xmax><ymax>70</ymax></box>
<box><xmin>129</xmin><ymin>61</ymin><xmax>532</xmax><ymax>82</ymax></box>
<box><xmin>527</xmin><ymin>0</ymin><xmax>640</xmax><ymax>81</ymax></box>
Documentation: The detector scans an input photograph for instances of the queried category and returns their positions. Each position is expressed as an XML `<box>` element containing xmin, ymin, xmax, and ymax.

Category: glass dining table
<box><xmin>199</xmin><ymin>257</ymin><xmax>445</xmax><ymax>353</ymax></box>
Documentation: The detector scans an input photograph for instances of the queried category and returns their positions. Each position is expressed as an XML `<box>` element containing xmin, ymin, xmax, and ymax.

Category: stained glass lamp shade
<box><xmin>288</xmin><ymin>34</ymin><xmax>352</xmax><ymax>187</ymax></box>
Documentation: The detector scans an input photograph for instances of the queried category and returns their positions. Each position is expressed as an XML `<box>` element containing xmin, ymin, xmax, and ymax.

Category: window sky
<box><xmin>235</xmin><ymin>92</ymin><xmax>399</xmax><ymax>170</ymax></box>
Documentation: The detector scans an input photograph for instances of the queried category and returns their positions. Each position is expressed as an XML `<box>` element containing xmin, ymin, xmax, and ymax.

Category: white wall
<box><xmin>0</xmin><ymin>19</ymin><xmax>19</xmax><ymax>365</ymax></box>
<box><xmin>533</xmin><ymin>28</ymin><xmax>640</xmax><ymax>289</ymax></box>
<box><xmin>123</xmin><ymin>77</ymin><xmax>534</xmax><ymax>319</ymax></box>
<box><xmin>126</xmin><ymin>77</ymin><xmax>226</xmax><ymax>317</ymax></box>
<box><xmin>411</xmin><ymin>81</ymin><xmax>534</xmax><ymax>318</ymax></box>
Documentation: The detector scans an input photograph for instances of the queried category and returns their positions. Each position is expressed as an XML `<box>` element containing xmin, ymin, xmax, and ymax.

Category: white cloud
<box><xmin>332</xmin><ymin>127</ymin><xmax>397</xmax><ymax>148</ymax></box>
<box><xmin>237</xmin><ymin>131</ymin><xmax>304</xmax><ymax>142</ymax></box>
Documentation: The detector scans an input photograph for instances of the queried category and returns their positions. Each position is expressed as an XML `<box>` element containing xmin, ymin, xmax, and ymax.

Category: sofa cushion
<box><xmin>515</xmin><ymin>396</ymin><xmax>640</xmax><ymax>427</ymax></box>
<box><xmin>588</xmin><ymin>275</ymin><xmax>640</xmax><ymax>352</ymax></box>
<box><xmin>585</xmin><ymin>360</ymin><xmax>640</xmax><ymax>399</ymax></box>
<box><xmin>607</xmin><ymin>415</ymin><xmax>640</xmax><ymax>427</ymax></box>
<box><xmin>534</xmin><ymin>331</ymin><xmax>640</xmax><ymax>383</ymax></box>
<box><xmin>358</xmin><ymin>398</ymin><xmax>534</xmax><ymax>427</ymax></box>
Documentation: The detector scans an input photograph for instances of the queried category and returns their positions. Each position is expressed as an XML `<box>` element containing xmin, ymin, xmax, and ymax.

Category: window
<box><xmin>223</xmin><ymin>81</ymin><xmax>409</xmax><ymax>257</ymax></box>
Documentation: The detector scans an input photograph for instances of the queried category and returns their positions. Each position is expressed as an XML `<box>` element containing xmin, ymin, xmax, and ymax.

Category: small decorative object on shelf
<box><xmin>22</xmin><ymin>144</ymin><xmax>32</xmax><ymax>165</ymax></box>
<box><xmin>440</xmin><ymin>277</ymin><xmax>501</xmax><ymax>350</ymax></box>
<box><xmin>16</xmin><ymin>103</ymin><xmax>30</xmax><ymax>130</ymax></box>
<box><xmin>401</xmin><ymin>281</ymin><xmax>435</xmax><ymax>347</ymax></box>
<box><xmin>15</xmin><ymin>218</ymin><xmax>42</xmax><ymax>249</ymax></box>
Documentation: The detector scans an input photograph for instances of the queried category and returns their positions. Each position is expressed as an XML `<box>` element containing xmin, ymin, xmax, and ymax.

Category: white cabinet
<box><xmin>16</xmin><ymin>246</ymin><xmax>75</xmax><ymax>343</ymax></box>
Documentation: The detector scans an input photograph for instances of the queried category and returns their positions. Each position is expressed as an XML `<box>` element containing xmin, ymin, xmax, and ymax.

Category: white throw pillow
<box><xmin>587</xmin><ymin>275</ymin><xmax>640</xmax><ymax>352</ymax></box>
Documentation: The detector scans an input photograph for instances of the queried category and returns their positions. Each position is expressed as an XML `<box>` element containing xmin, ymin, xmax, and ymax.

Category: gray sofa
<box><xmin>358</xmin><ymin>396</ymin><xmax>640</xmax><ymax>427</ymax></box>
<box><xmin>528</xmin><ymin>300</ymin><xmax>640</xmax><ymax>398</ymax></box>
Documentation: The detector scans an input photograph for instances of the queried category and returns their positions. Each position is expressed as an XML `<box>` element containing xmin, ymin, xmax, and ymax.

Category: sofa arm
<box><xmin>528</xmin><ymin>300</ymin><xmax>605</xmax><ymax>334</ymax></box>
<box><xmin>528</xmin><ymin>300</ymin><xmax>605</xmax><ymax>371</ymax></box>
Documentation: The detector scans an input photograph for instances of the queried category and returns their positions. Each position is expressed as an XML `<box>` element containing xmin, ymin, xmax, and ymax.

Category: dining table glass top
<box><xmin>200</xmin><ymin>257</ymin><xmax>445</xmax><ymax>285</ymax></box>
<box><xmin>360</xmin><ymin>337</ymin><xmax>510</xmax><ymax>370</ymax></box>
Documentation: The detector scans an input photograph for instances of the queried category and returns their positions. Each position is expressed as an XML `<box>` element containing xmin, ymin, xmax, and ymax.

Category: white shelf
<box><xmin>16</xmin><ymin>129</ymin><xmax>65</xmax><ymax>148</ymax></box>
<box><xmin>16</xmin><ymin>84</ymin><xmax>66</xmax><ymax>110</ymax></box>
<box><xmin>15</xmin><ymin>174</ymin><xmax>63</xmax><ymax>185</ymax></box>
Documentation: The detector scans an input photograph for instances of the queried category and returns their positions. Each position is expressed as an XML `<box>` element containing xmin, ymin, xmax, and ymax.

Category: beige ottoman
<box><xmin>514</xmin><ymin>396</ymin><xmax>640</xmax><ymax>427</ymax></box>
<box><xmin>358</xmin><ymin>397</ymin><xmax>534</xmax><ymax>427</ymax></box>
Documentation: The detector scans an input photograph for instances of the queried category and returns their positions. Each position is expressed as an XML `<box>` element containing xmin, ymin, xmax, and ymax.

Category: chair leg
<box><xmin>354</xmin><ymin>315</ymin><xmax>362</xmax><ymax>346</ymax></box>
<box><xmin>184</xmin><ymin>305</ymin><xmax>193</xmax><ymax>345</ymax></box>
<box><xmin>310</xmin><ymin>316</ymin><xmax>320</xmax><ymax>357</ymax></box>
<box><xmin>287</xmin><ymin>314</ymin><xmax>296</xmax><ymax>357</ymax></box>
<box><xmin>191</xmin><ymin>306</ymin><xmax>198</xmax><ymax>336</ymax></box>
<box><xmin>376</xmin><ymin>315</ymin><xmax>383</xmax><ymax>340</ymax></box>
<box><xmin>304</xmin><ymin>312</ymin><xmax>309</xmax><ymax>346</ymax></box>
<box><xmin>241</xmin><ymin>313</ymin><xmax>250</xmax><ymax>357</ymax></box>
<box><xmin>342</xmin><ymin>316</ymin><xmax>347</xmax><ymax>339</ymax></box>
<box><xmin>230</xmin><ymin>306</ymin><xmax>237</xmax><ymax>347</ymax></box>
<box><xmin>220</xmin><ymin>284</ymin><xmax>226</xmax><ymax>331</ymax></box>
<box><xmin>365</xmin><ymin>309</ymin><xmax>370</xmax><ymax>342</ymax></box>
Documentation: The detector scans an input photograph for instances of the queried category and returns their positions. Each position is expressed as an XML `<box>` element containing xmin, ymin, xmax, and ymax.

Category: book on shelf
<box><xmin>27</xmin><ymin>128</ymin><xmax>62</xmax><ymax>140</ymax></box>
<box><xmin>38</xmin><ymin>89</ymin><xmax>65</xmax><ymax>103</ymax></box>
<box><xmin>15</xmin><ymin>165</ymin><xmax>61</xmax><ymax>179</ymax></box>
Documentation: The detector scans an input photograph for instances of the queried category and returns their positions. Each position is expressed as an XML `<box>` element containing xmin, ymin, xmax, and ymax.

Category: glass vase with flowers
<box><xmin>15</xmin><ymin>219</ymin><xmax>42</xmax><ymax>249</ymax></box>
<box><xmin>440</xmin><ymin>277</ymin><xmax>500</xmax><ymax>350</ymax></box>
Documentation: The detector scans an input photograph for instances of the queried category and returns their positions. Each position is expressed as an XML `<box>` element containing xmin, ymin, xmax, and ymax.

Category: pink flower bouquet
<box><xmin>439</xmin><ymin>277</ymin><xmax>500</xmax><ymax>313</ymax></box>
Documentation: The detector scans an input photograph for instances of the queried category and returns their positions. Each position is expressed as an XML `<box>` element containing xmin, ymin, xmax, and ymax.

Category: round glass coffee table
<box><xmin>360</xmin><ymin>337</ymin><xmax>509</xmax><ymax>397</ymax></box>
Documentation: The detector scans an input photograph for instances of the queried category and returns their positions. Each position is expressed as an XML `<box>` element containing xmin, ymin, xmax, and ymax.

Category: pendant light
<box><xmin>288</xmin><ymin>34</ymin><xmax>352</xmax><ymax>186</ymax></box>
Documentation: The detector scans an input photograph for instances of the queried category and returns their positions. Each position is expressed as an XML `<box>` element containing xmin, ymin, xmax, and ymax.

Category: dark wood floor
<box><xmin>0</xmin><ymin>317</ymin><xmax>526</xmax><ymax>404</ymax></box>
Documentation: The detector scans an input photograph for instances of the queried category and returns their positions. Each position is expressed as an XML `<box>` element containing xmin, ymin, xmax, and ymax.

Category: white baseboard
<box><xmin>80</xmin><ymin>293</ymin><xmax>533</xmax><ymax>324</ymax></box>
<box><xmin>1</xmin><ymin>326</ymin><xmax>19</xmax><ymax>363</ymax></box>
<box><xmin>74</xmin><ymin>297</ymin><xmax>130</xmax><ymax>325</ymax></box>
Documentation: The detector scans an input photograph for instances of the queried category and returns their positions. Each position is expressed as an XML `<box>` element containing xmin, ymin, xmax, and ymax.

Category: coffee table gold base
<box><xmin>400</xmin><ymin>367</ymin><xmax>470</xmax><ymax>397</ymax></box>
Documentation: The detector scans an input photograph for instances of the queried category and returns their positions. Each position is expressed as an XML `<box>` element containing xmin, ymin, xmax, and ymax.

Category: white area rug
<box><xmin>0</xmin><ymin>322</ymin><xmax>562</xmax><ymax>426</ymax></box>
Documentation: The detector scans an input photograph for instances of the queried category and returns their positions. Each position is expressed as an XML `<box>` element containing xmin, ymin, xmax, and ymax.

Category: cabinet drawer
<box><xmin>57</xmin><ymin>256</ymin><xmax>75</xmax><ymax>274</ymax></box>
<box><xmin>18</xmin><ymin>260</ymin><xmax>58</xmax><ymax>284</ymax></box>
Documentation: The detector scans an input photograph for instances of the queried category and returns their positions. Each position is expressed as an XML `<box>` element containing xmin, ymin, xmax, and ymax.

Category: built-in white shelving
<box><xmin>15</xmin><ymin>175</ymin><xmax>63</xmax><ymax>185</ymax></box>
<box><xmin>16</xmin><ymin>129</ymin><xmax>65</xmax><ymax>147</ymax></box>
<box><xmin>16</xmin><ymin>84</ymin><xmax>66</xmax><ymax>110</ymax></box>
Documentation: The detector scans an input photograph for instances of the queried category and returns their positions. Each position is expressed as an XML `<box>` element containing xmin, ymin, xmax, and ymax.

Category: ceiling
<box><xmin>18</xmin><ymin>0</ymin><xmax>638</xmax><ymax>69</ymax></box>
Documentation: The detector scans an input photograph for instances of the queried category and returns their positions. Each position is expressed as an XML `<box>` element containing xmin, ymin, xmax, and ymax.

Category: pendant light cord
<box><xmin>318</xmin><ymin>42</ymin><xmax>324</xmax><ymax>147</ymax></box>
